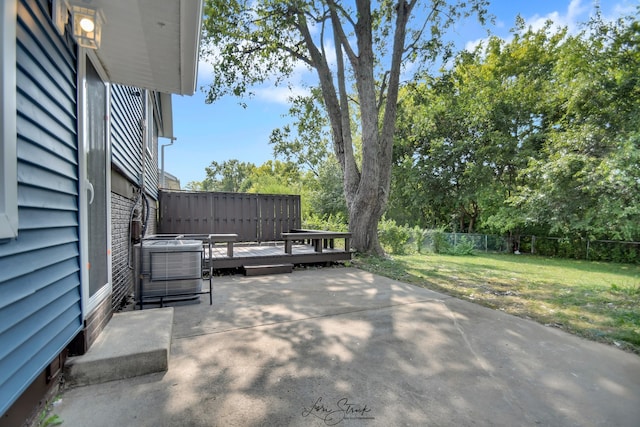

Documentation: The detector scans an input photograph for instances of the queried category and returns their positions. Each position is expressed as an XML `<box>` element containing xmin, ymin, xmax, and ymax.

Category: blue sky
<box><xmin>167</xmin><ymin>0</ymin><xmax>635</xmax><ymax>187</ymax></box>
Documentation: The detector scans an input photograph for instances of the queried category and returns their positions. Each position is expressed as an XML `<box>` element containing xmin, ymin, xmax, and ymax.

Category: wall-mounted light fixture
<box><xmin>70</xmin><ymin>4</ymin><xmax>105</xmax><ymax>49</ymax></box>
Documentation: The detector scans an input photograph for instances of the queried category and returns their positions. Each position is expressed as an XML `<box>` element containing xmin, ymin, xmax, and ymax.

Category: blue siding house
<box><xmin>0</xmin><ymin>0</ymin><xmax>202</xmax><ymax>423</ymax></box>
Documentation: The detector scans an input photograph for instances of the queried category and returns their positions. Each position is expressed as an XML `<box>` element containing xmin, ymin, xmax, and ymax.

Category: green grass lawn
<box><xmin>352</xmin><ymin>252</ymin><xmax>640</xmax><ymax>354</ymax></box>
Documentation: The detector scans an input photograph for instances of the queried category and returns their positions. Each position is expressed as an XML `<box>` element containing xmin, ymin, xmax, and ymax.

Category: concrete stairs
<box><xmin>64</xmin><ymin>308</ymin><xmax>173</xmax><ymax>387</ymax></box>
<box><xmin>243</xmin><ymin>263</ymin><xmax>294</xmax><ymax>276</ymax></box>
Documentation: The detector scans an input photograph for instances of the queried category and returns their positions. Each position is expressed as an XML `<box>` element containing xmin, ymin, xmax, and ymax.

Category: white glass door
<box><xmin>80</xmin><ymin>52</ymin><xmax>111</xmax><ymax>315</ymax></box>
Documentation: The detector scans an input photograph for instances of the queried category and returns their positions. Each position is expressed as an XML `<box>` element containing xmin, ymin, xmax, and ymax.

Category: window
<box><xmin>0</xmin><ymin>0</ymin><xmax>18</xmax><ymax>242</ymax></box>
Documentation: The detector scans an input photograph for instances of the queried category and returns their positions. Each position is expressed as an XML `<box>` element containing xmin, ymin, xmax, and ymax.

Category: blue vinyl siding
<box><xmin>111</xmin><ymin>85</ymin><xmax>144</xmax><ymax>184</ymax></box>
<box><xmin>111</xmin><ymin>85</ymin><xmax>159</xmax><ymax>199</ymax></box>
<box><xmin>145</xmin><ymin>98</ymin><xmax>160</xmax><ymax>198</ymax></box>
<box><xmin>0</xmin><ymin>0</ymin><xmax>82</xmax><ymax>416</ymax></box>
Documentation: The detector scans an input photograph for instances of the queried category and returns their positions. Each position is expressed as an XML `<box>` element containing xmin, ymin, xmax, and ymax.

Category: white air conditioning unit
<box><xmin>134</xmin><ymin>239</ymin><xmax>202</xmax><ymax>302</ymax></box>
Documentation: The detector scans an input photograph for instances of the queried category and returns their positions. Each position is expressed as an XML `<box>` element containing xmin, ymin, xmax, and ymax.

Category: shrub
<box><xmin>450</xmin><ymin>236</ymin><xmax>475</xmax><ymax>255</ymax></box>
<box><xmin>302</xmin><ymin>213</ymin><xmax>348</xmax><ymax>232</ymax></box>
<box><xmin>427</xmin><ymin>229</ymin><xmax>451</xmax><ymax>254</ymax></box>
<box><xmin>422</xmin><ymin>229</ymin><xmax>475</xmax><ymax>255</ymax></box>
<box><xmin>378</xmin><ymin>218</ymin><xmax>411</xmax><ymax>254</ymax></box>
<box><xmin>411</xmin><ymin>226</ymin><xmax>428</xmax><ymax>253</ymax></box>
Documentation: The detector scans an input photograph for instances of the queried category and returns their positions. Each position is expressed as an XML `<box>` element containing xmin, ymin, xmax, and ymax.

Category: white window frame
<box><xmin>0</xmin><ymin>0</ymin><xmax>18</xmax><ymax>242</ymax></box>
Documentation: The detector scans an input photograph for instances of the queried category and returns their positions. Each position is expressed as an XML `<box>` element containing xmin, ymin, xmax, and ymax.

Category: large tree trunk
<box><xmin>349</xmin><ymin>196</ymin><xmax>385</xmax><ymax>255</ymax></box>
<box><xmin>203</xmin><ymin>0</ymin><xmax>489</xmax><ymax>254</ymax></box>
<box><xmin>300</xmin><ymin>0</ymin><xmax>414</xmax><ymax>255</ymax></box>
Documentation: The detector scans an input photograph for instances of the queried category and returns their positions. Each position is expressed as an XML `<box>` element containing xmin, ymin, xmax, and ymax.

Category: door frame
<box><xmin>78</xmin><ymin>48</ymin><xmax>112</xmax><ymax>318</ymax></box>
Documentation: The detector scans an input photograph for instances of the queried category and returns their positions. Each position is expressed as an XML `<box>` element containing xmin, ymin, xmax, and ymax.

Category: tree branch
<box><xmin>330</xmin><ymin>1</ymin><xmax>356</xmax><ymax>28</ymax></box>
<box><xmin>378</xmin><ymin>0</ymin><xmax>416</xmax><ymax>207</ymax></box>
<box><xmin>281</xmin><ymin>44</ymin><xmax>314</xmax><ymax>66</ymax></box>
<box><xmin>326</xmin><ymin>0</ymin><xmax>358</xmax><ymax>63</ymax></box>
<box><xmin>378</xmin><ymin>71</ymin><xmax>389</xmax><ymax>112</ymax></box>
<box><xmin>402</xmin><ymin>0</ymin><xmax>442</xmax><ymax>57</ymax></box>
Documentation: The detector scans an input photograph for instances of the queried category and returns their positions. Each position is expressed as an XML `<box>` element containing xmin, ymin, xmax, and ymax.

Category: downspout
<box><xmin>140</xmin><ymin>90</ymin><xmax>147</xmax><ymax>216</ymax></box>
<box><xmin>160</xmin><ymin>137</ymin><xmax>176</xmax><ymax>188</ymax></box>
<box><xmin>138</xmin><ymin>90</ymin><xmax>148</xmax><ymax>309</ymax></box>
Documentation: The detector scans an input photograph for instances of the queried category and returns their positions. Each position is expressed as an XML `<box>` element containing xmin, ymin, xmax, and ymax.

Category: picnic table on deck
<box><xmin>281</xmin><ymin>229</ymin><xmax>352</xmax><ymax>254</ymax></box>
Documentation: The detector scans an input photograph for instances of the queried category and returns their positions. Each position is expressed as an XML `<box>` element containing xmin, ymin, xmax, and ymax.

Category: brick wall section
<box><xmin>84</xmin><ymin>295</ymin><xmax>112</xmax><ymax>349</ymax></box>
<box><xmin>146</xmin><ymin>199</ymin><xmax>157</xmax><ymax>236</ymax></box>
<box><xmin>111</xmin><ymin>192</ymin><xmax>134</xmax><ymax>311</ymax></box>
<box><xmin>111</xmin><ymin>192</ymin><xmax>157</xmax><ymax>311</ymax></box>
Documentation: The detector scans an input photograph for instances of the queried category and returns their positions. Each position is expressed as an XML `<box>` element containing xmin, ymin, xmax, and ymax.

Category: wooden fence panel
<box><xmin>283</xmin><ymin>195</ymin><xmax>301</xmax><ymax>232</ymax></box>
<box><xmin>212</xmin><ymin>192</ymin><xmax>237</xmax><ymax>235</ymax></box>
<box><xmin>275</xmin><ymin>196</ymin><xmax>283</xmax><ymax>238</ymax></box>
<box><xmin>158</xmin><ymin>191</ymin><xmax>213</xmax><ymax>234</ymax></box>
<box><xmin>275</xmin><ymin>196</ymin><xmax>285</xmax><ymax>239</ymax></box>
<box><xmin>259</xmin><ymin>195</ymin><xmax>275</xmax><ymax>242</ymax></box>
<box><xmin>158</xmin><ymin>190</ymin><xmax>300</xmax><ymax>242</ymax></box>
<box><xmin>235</xmin><ymin>193</ymin><xmax>259</xmax><ymax>241</ymax></box>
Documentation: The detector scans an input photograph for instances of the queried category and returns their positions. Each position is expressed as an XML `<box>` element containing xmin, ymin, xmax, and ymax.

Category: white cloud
<box><xmin>254</xmin><ymin>83</ymin><xmax>311</xmax><ymax>104</ymax></box>
<box><xmin>464</xmin><ymin>37</ymin><xmax>487</xmax><ymax>53</ymax></box>
<box><xmin>568</xmin><ymin>0</ymin><xmax>590</xmax><ymax>22</ymax></box>
<box><xmin>196</xmin><ymin>59</ymin><xmax>214</xmax><ymax>86</ymax></box>
<box><xmin>463</xmin><ymin>0</ymin><xmax>632</xmax><ymax>54</ymax></box>
<box><xmin>195</xmin><ymin>46</ymin><xmax>315</xmax><ymax>105</ymax></box>
<box><xmin>524</xmin><ymin>0</ymin><xmax>635</xmax><ymax>35</ymax></box>
<box><xmin>253</xmin><ymin>35</ymin><xmax>343</xmax><ymax>105</ymax></box>
<box><xmin>611</xmin><ymin>0</ymin><xmax>637</xmax><ymax>18</ymax></box>
<box><xmin>526</xmin><ymin>0</ymin><xmax>589</xmax><ymax>33</ymax></box>
<box><xmin>253</xmin><ymin>59</ymin><xmax>315</xmax><ymax>105</ymax></box>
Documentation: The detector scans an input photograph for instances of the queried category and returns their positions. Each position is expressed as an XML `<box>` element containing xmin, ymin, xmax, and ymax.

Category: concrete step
<box><xmin>64</xmin><ymin>307</ymin><xmax>173</xmax><ymax>387</ymax></box>
<box><xmin>243</xmin><ymin>263</ymin><xmax>294</xmax><ymax>276</ymax></box>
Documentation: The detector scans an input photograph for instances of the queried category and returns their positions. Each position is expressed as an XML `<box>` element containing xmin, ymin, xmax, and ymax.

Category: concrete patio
<box><xmin>55</xmin><ymin>267</ymin><xmax>640</xmax><ymax>426</ymax></box>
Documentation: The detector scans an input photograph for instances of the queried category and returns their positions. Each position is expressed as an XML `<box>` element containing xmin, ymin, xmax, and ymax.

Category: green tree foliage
<box><xmin>391</xmin><ymin>10</ymin><xmax>640</xmax><ymax>242</ymax></box>
<box><xmin>184</xmin><ymin>180</ymin><xmax>206</xmax><ymax>191</ymax></box>
<box><xmin>190</xmin><ymin>159</ymin><xmax>305</xmax><ymax>195</ymax></box>
<box><xmin>196</xmin><ymin>159</ymin><xmax>256</xmax><ymax>192</ymax></box>
<box><xmin>201</xmin><ymin>0</ymin><xmax>489</xmax><ymax>255</ymax></box>
<box><xmin>306</xmin><ymin>157</ymin><xmax>348</xmax><ymax>219</ymax></box>
<box><xmin>269</xmin><ymin>88</ymin><xmax>331</xmax><ymax>176</ymax></box>
<box><xmin>393</xmin><ymin>20</ymin><xmax>565</xmax><ymax>233</ymax></box>
<box><xmin>377</xmin><ymin>217</ymin><xmax>411</xmax><ymax>254</ymax></box>
<box><xmin>245</xmin><ymin>160</ymin><xmax>303</xmax><ymax>195</ymax></box>
<box><xmin>186</xmin><ymin>158</ymin><xmax>314</xmax><ymax>215</ymax></box>
<box><xmin>513</xmin><ymin>13</ymin><xmax>640</xmax><ymax>241</ymax></box>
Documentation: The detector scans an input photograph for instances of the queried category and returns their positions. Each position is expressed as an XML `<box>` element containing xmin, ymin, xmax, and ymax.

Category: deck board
<box><xmin>207</xmin><ymin>242</ymin><xmax>351</xmax><ymax>270</ymax></box>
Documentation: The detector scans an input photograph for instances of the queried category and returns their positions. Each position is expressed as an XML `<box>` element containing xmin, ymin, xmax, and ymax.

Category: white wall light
<box><xmin>71</xmin><ymin>4</ymin><xmax>104</xmax><ymax>49</ymax></box>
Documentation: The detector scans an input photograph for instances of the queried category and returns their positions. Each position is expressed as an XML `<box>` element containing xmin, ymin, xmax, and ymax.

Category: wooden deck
<box><xmin>207</xmin><ymin>242</ymin><xmax>352</xmax><ymax>270</ymax></box>
<box><xmin>144</xmin><ymin>233</ymin><xmax>352</xmax><ymax>273</ymax></box>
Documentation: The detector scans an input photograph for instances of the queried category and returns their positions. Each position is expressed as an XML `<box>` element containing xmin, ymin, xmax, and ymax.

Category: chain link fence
<box><xmin>418</xmin><ymin>232</ymin><xmax>509</xmax><ymax>254</ymax></box>
<box><xmin>413</xmin><ymin>231</ymin><xmax>640</xmax><ymax>263</ymax></box>
<box><xmin>518</xmin><ymin>236</ymin><xmax>640</xmax><ymax>263</ymax></box>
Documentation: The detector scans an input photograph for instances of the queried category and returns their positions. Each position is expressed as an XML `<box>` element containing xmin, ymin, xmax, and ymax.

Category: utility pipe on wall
<box><xmin>138</xmin><ymin>90</ymin><xmax>148</xmax><ymax>309</ymax></box>
<box><xmin>160</xmin><ymin>137</ymin><xmax>176</xmax><ymax>188</ymax></box>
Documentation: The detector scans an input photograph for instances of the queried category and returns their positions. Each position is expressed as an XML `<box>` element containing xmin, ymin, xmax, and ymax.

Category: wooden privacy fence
<box><xmin>157</xmin><ymin>190</ymin><xmax>301</xmax><ymax>242</ymax></box>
